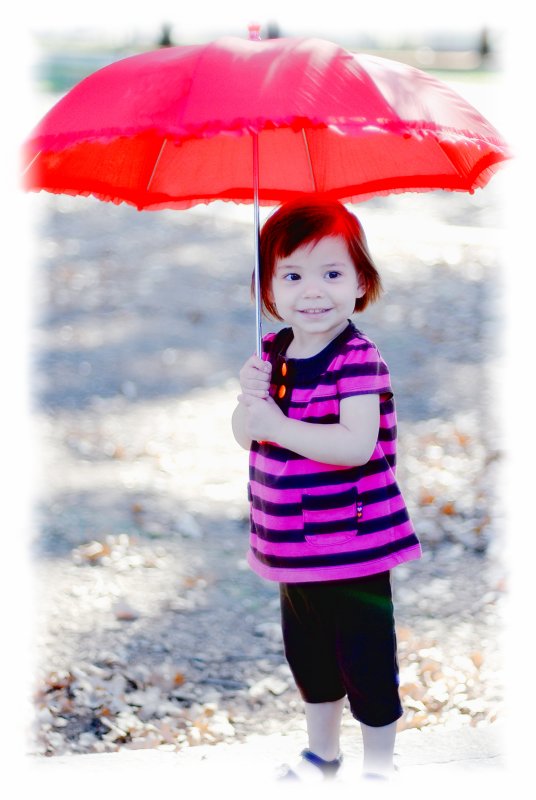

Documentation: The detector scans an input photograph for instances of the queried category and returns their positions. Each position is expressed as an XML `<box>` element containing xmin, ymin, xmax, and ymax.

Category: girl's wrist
<box><xmin>275</xmin><ymin>412</ymin><xmax>293</xmax><ymax>448</ymax></box>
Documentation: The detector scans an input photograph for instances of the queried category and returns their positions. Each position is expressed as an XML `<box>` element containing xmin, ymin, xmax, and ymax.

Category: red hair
<box><xmin>256</xmin><ymin>195</ymin><xmax>382</xmax><ymax>321</ymax></box>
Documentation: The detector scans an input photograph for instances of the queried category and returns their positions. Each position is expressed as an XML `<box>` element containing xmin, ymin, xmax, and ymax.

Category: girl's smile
<box><xmin>271</xmin><ymin>236</ymin><xmax>364</xmax><ymax>354</ymax></box>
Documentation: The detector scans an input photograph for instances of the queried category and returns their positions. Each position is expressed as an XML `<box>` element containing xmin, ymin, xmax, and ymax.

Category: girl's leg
<box><xmin>304</xmin><ymin>697</ymin><xmax>346</xmax><ymax>760</ymax></box>
<box><xmin>331</xmin><ymin>573</ymin><xmax>400</xmax><ymax>778</ymax></box>
<box><xmin>360</xmin><ymin>720</ymin><xmax>397</xmax><ymax>777</ymax></box>
<box><xmin>279</xmin><ymin>582</ymin><xmax>346</xmax><ymax>776</ymax></box>
<box><xmin>286</xmin><ymin>698</ymin><xmax>346</xmax><ymax>780</ymax></box>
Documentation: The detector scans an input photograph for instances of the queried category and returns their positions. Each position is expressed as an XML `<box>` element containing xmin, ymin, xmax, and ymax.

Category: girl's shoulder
<box><xmin>262</xmin><ymin>327</ymin><xmax>292</xmax><ymax>359</ymax></box>
<box><xmin>334</xmin><ymin>325</ymin><xmax>392</xmax><ymax>394</ymax></box>
<box><xmin>334</xmin><ymin>324</ymin><xmax>390</xmax><ymax>375</ymax></box>
<box><xmin>347</xmin><ymin>322</ymin><xmax>373</xmax><ymax>345</ymax></box>
<box><xmin>261</xmin><ymin>330</ymin><xmax>277</xmax><ymax>357</ymax></box>
<box><xmin>342</xmin><ymin>324</ymin><xmax>381</xmax><ymax>357</ymax></box>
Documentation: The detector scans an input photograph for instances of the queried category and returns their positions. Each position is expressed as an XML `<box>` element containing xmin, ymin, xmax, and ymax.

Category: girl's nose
<box><xmin>302</xmin><ymin>280</ymin><xmax>323</xmax><ymax>297</ymax></box>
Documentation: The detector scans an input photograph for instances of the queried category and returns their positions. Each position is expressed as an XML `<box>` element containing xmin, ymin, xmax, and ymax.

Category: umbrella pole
<box><xmin>253</xmin><ymin>131</ymin><xmax>263</xmax><ymax>357</ymax></box>
<box><xmin>247</xmin><ymin>24</ymin><xmax>263</xmax><ymax>357</ymax></box>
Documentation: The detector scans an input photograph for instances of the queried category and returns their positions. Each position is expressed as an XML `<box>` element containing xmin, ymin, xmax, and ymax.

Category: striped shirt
<box><xmin>247</xmin><ymin>321</ymin><xmax>421</xmax><ymax>583</ymax></box>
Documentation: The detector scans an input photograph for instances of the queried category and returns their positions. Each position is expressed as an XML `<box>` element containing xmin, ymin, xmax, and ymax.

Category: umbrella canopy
<box><xmin>23</xmin><ymin>36</ymin><xmax>509</xmax><ymax>210</ymax></box>
<box><xmin>22</xmin><ymin>35</ymin><xmax>509</xmax><ymax>354</ymax></box>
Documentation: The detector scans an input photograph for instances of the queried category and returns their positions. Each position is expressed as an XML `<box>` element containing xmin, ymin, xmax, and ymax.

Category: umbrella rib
<box><xmin>146</xmin><ymin>138</ymin><xmax>168</xmax><ymax>191</ymax></box>
<box><xmin>301</xmin><ymin>129</ymin><xmax>317</xmax><ymax>192</ymax></box>
<box><xmin>22</xmin><ymin>150</ymin><xmax>42</xmax><ymax>176</ymax></box>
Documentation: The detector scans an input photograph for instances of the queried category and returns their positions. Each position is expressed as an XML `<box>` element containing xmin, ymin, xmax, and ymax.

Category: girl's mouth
<box><xmin>299</xmin><ymin>308</ymin><xmax>332</xmax><ymax>315</ymax></box>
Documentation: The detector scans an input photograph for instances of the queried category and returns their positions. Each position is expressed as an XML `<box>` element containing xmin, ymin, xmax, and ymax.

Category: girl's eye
<box><xmin>326</xmin><ymin>270</ymin><xmax>341</xmax><ymax>279</ymax></box>
<box><xmin>283</xmin><ymin>273</ymin><xmax>301</xmax><ymax>281</ymax></box>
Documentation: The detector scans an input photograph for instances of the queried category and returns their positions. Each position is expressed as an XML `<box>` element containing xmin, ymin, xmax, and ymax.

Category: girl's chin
<box><xmin>291</xmin><ymin>316</ymin><xmax>349</xmax><ymax>339</ymax></box>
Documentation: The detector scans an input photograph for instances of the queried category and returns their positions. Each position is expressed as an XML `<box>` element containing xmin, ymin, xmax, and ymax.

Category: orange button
<box><xmin>281</xmin><ymin>362</ymin><xmax>287</xmax><ymax>377</ymax></box>
<box><xmin>278</xmin><ymin>385</ymin><xmax>286</xmax><ymax>399</ymax></box>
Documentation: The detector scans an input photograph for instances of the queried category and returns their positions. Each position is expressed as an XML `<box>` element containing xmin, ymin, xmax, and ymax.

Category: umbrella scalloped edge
<box><xmin>24</xmin><ymin>115</ymin><xmax>510</xmax><ymax>161</ymax></box>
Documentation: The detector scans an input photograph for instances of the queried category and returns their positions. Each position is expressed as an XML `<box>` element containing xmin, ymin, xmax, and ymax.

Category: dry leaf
<box><xmin>470</xmin><ymin>651</ymin><xmax>484</xmax><ymax>669</ymax></box>
<box><xmin>396</xmin><ymin>627</ymin><xmax>413</xmax><ymax>643</ymax></box>
<box><xmin>454</xmin><ymin>431</ymin><xmax>471</xmax><ymax>446</ymax></box>
<box><xmin>44</xmin><ymin>670</ymin><xmax>73</xmax><ymax>691</ymax></box>
<box><xmin>113</xmin><ymin>601</ymin><xmax>139</xmax><ymax>621</ymax></box>
<box><xmin>419</xmin><ymin>491</ymin><xmax>436</xmax><ymax>506</ymax></box>
<box><xmin>399</xmin><ymin>682</ymin><xmax>426</xmax><ymax>701</ymax></box>
<box><xmin>404</xmin><ymin>695</ymin><xmax>426</xmax><ymax>712</ymax></box>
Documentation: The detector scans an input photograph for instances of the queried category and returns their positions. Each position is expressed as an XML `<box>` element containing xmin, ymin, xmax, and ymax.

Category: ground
<box><xmin>26</xmin><ymin>171</ymin><xmax>507</xmax><ymax>760</ymax></box>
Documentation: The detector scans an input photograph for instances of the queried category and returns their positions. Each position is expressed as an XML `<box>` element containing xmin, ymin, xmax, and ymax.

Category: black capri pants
<box><xmin>279</xmin><ymin>571</ymin><xmax>403</xmax><ymax>727</ymax></box>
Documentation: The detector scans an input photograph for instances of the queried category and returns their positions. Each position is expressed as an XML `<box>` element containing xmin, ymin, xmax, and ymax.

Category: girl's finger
<box><xmin>240</xmin><ymin>369</ymin><xmax>270</xmax><ymax>387</ymax></box>
<box><xmin>244</xmin><ymin>378</ymin><xmax>270</xmax><ymax>391</ymax></box>
<box><xmin>251</xmin><ymin>356</ymin><xmax>272</xmax><ymax>374</ymax></box>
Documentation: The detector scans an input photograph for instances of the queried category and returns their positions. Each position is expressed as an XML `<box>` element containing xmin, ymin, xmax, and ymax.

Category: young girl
<box><xmin>231</xmin><ymin>196</ymin><xmax>421</xmax><ymax>782</ymax></box>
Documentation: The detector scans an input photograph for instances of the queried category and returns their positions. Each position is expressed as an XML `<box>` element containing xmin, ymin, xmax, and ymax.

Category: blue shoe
<box><xmin>277</xmin><ymin>749</ymin><xmax>343</xmax><ymax>781</ymax></box>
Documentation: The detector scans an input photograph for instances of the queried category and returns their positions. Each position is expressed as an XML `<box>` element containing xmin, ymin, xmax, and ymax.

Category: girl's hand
<box><xmin>239</xmin><ymin>354</ymin><xmax>272</xmax><ymax>399</ymax></box>
<box><xmin>238</xmin><ymin>394</ymin><xmax>285</xmax><ymax>443</ymax></box>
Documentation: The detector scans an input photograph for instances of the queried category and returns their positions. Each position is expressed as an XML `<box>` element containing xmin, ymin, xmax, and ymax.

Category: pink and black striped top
<box><xmin>247</xmin><ymin>322</ymin><xmax>421</xmax><ymax>583</ymax></box>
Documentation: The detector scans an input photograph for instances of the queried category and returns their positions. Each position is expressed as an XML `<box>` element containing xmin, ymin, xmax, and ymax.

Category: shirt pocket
<box><xmin>302</xmin><ymin>486</ymin><xmax>358</xmax><ymax>546</ymax></box>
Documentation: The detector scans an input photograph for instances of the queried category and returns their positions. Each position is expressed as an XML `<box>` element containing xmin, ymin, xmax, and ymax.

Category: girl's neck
<box><xmin>285</xmin><ymin>320</ymin><xmax>349</xmax><ymax>359</ymax></box>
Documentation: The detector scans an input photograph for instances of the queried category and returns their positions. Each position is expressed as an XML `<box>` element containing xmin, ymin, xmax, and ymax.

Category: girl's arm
<box><xmin>241</xmin><ymin>393</ymin><xmax>380</xmax><ymax>466</ymax></box>
<box><xmin>232</xmin><ymin>402</ymin><xmax>252</xmax><ymax>451</ymax></box>
<box><xmin>232</xmin><ymin>353</ymin><xmax>272</xmax><ymax>451</ymax></box>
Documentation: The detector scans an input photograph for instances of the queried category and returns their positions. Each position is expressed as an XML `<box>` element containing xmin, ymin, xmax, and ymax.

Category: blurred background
<box><xmin>31</xmin><ymin>5</ymin><xmax>503</xmax><ymax>94</ymax></box>
<box><xmin>4</xmin><ymin>0</ymin><xmax>533</xmax><ymax>771</ymax></box>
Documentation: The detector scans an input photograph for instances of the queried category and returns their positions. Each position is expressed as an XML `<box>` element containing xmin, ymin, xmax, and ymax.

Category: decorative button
<box><xmin>278</xmin><ymin>385</ymin><xmax>286</xmax><ymax>399</ymax></box>
<box><xmin>281</xmin><ymin>362</ymin><xmax>287</xmax><ymax>377</ymax></box>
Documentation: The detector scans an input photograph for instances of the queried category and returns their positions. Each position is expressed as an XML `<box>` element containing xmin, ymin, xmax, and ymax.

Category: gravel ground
<box><xmin>27</xmin><ymin>160</ymin><xmax>507</xmax><ymax>757</ymax></box>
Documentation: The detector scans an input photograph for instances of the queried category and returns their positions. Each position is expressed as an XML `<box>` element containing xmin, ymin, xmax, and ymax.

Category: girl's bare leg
<box><xmin>287</xmin><ymin>698</ymin><xmax>346</xmax><ymax>780</ymax></box>
<box><xmin>305</xmin><ymin>698</ymin><xmax>346</xmax><ymax>760</ymax></box>
<box><xmin>360</xmin><ymin>720</ymin><xmax>397</xmax><ymax>777</ymax></box>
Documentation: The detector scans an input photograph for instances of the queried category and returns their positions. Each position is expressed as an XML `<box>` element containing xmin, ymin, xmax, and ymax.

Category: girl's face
<box><xmin>270</xmin><ymin>235</ymin><xmax>364</xmax><ymax>353</ymax></box>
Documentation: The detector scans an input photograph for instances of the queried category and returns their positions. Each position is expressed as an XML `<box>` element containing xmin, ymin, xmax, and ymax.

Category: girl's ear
<box><xmin>356</xmin><ymin>278</ymin><xmax>366</xmax><ymax>299</ymax></box>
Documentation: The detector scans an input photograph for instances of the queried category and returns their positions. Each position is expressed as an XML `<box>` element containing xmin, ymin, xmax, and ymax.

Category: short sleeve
<box><xmin>261</xmin><ymin>331</ymin><xmax>277</xmax><ymax>362</ymax></box>
<box><xmin>336</xmin><ymin>341</ymin><xmax>393</xmax><ymax>400</ymax></box>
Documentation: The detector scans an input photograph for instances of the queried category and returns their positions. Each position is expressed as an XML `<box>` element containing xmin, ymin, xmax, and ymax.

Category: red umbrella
<box><xmin>22</xmin><ymin>31</ymin><xmax>509</xmax><ymax>352</ymax></box>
